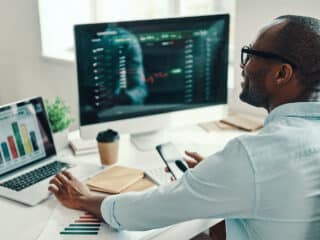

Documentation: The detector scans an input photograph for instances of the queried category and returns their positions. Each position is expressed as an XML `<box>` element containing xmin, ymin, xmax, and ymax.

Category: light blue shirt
<box><xmin>101</xmin><ymin>102</ymin><xmax>320</xmax><ymax>239</ymax></box>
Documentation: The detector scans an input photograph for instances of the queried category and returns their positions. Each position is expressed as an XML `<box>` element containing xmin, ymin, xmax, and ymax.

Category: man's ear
<box><xmin>275</xmin><ymin>63</ymin><xmax>293</xmax><ymax>85</ymax></box>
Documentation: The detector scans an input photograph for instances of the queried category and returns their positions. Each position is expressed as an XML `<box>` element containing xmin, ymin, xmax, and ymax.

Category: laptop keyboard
<box><xmin>0</xmin><ymin>161</ymin><xmax>70</xmax><ymax>191</ymax></box>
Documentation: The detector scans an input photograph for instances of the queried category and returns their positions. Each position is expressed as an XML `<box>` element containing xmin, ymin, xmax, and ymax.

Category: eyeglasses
<box><xmin>241</xmin><ymin>45</ymin><xmax>296</xmax><ymax>68</ymax></box>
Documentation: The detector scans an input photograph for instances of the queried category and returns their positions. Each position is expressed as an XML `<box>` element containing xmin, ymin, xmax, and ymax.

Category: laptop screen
<box><xmin>0</xmin><ymin>97</ymin><xmax>56</xmax><ymax>176</ymax></box>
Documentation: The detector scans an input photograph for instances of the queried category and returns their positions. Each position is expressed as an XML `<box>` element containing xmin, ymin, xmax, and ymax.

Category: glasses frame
<box><xmin>241</xmin><ymin>45</ymin><xmax>296</xmax><ymax>68</ymax></box>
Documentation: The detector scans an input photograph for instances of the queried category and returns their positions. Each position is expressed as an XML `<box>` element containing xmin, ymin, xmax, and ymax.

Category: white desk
<box><xmin>0</xmin><ymin>125</ymin><xmax>246</xmax><ymax>240</ymax></box>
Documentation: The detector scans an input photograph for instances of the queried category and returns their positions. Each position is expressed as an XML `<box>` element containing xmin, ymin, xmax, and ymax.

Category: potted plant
<box><xmin>45</xmin><ymin>97</ymin><xmax>73</xmax><ymax>151</ymax></box>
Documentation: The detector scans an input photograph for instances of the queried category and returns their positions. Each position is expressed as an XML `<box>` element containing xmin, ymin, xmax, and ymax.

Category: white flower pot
<box><xmin>53</xmin><ymin>128</ymin><xmax>69</xmax><ymax>152</ymax></box>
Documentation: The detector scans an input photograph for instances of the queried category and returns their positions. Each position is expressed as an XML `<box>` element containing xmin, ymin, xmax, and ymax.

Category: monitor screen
<box><xmin>0</xmin><ymin>97</ymin><xmax>56</xmax><ymax>176</ymax></box>
<box><xmin>75</xmin><ymin>14</ymin><xmax>229</xmax><ymax>126</ymax></box>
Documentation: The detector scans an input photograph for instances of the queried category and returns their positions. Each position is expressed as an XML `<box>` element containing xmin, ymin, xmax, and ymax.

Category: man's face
<box><xmin>239</xmin><ymin>22</ymin><xmax>284</xmax><ymax>109</ymax></box>
<box><xmin>239</xmin><ymin>49</ymin><xmax>270</xmax><ymax>108</ymax></box>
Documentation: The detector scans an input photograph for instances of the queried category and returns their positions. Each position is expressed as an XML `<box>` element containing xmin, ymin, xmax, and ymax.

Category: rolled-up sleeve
<box><xmin>100</xmin><ymin>138</ymin><xmax>256</xmax><ymax>231</ymax></box>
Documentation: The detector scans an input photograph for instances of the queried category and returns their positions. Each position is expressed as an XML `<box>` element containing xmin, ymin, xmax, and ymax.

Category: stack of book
<box><xmin>69</xmin><ymin>138</ymin><xmax>98</xmax><ymax>155</ymax></box>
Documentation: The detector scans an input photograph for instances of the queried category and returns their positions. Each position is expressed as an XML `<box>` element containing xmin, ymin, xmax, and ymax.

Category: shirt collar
<box><xmin>264</xmin><ymin>102</ymin><xmax>320</xmax><ymax>125</ymax></box>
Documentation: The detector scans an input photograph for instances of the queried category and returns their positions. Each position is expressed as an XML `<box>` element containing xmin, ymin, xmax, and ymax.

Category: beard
<box><xmin>239</xmin><ymin>77</ymin><xmax>269</xmax><ymax>108</ymax></box>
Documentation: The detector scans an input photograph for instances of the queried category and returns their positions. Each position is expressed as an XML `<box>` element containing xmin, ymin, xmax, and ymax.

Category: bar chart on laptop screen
<box><xmin>0</xmin><ymin>104</ymin><xmax>45</xmax><ymax>167</ymax></box>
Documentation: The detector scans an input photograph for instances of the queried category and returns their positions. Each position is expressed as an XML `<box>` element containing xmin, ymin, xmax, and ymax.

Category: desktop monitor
<box><xmin>74</xmin><ymin>14</ymin><xmax>229</xmax><ymax>150</ymax></box>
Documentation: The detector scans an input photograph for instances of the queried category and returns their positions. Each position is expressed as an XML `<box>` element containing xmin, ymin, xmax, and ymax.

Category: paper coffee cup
<box><xmin>96</xmin><ymin>129</ymin><xmax>119</xmax><ymax>165</ymax></box>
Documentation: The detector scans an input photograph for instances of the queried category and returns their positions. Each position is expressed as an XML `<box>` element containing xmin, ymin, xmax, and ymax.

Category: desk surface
<box><xmin>0</xmin><ymin>125</ymin><xmax>246</xmax><ymax>240</ymax></box>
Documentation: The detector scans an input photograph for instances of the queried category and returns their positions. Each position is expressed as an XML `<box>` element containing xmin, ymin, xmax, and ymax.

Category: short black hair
<box><xmin>274</xmin><ymin>15</ymin><xmax>320</xmax><ymax>90</ymax></box>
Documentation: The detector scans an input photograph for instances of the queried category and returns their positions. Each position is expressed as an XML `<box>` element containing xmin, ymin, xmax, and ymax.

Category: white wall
<box><xmin>0</xmin><ymin>0</ymin><xmax>79</xmax><ymax>128</ymax></box>
<box><xmin>230</xmin><ymin>0</ymin><xmax>320</xmax><ymax>116</ymax></box>
<box><xmin>0</xmin><ymin>0</ymin><xmax>320</xmax><ymax>129</ymax></box>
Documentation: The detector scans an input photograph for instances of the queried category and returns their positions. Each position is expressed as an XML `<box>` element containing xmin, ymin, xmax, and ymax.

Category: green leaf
<box><xmin>44</xmin><ymin>97</ymin><xmax>74</xmax><ymax>133</ymax></box>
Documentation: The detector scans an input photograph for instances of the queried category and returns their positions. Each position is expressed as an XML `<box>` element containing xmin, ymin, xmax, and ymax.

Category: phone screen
<box><xmin>156</xmin><ymin>142</ymin><xmax>188</xmax><ymax>179</ymax></box>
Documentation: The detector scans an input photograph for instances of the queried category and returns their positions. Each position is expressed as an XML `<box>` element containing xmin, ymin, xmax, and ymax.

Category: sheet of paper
<box><xmin>37</xmin><ymin>204</ymin><xmax>169</xmax><ymax>240</ymax></box>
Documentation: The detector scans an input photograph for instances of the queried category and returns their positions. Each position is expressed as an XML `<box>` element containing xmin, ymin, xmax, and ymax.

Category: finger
<box><xmin>185</xmin><ymin>150</ymin><xmax>202</xmax><ymax>160</ymax></box>
<box><xmin>62</xmin><ymin>170</ymin><xmax>74</xmax><ymax>180</ymax></box>
<box><xmin>55</xmin><ymin>173</ymin><xmax>70</xmax><ymax>185</ymax></box>
<box><xmin>183</xmin><ymin>156</ymin><xmax>197</xmax><ymax>166</ymax></box>
<box><xmin>49</xmin><ymin>177</ymin><xmax>63</xmax><ymax>189</ymax></box>
<box><xmin>164</xmin><ymin>167</ymin><xmax>169</xmax><ymax>172</ymax></box>
<box><xmin>185</xmin><ymin>151</ymin><xmax>203</xmax><ymax>162</ymax></box>
<box><xmin>184</xmin><ymin>159</ymin><xmax>198</xmax><ymax>168</ymax></box>
<box><xmin>48</xmin><ymin>184</ymin><xmax>59</xmax><ymax>194</ymax></box>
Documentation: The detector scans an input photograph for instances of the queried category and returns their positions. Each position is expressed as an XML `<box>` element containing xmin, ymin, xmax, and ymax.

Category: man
<box><xmin>49</xmin><ymin>15</ymin><xmax>320</xmax><ymax>239</ymax></box>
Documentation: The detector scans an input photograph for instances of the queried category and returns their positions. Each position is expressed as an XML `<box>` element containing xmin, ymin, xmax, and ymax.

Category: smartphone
<box><xmin>155</xmin><ymin>142</ymin><xmax>189</xmax><ymax>179</ymax></box>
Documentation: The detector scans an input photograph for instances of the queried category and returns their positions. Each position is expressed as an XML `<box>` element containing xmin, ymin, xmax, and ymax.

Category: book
<box><xmin>121</xmin><ymin>177</ymin><xmax>156</xmax><ymax>193</ymax></box>
<box><xmin>220</xmin><ymin>114</ymin><xmax>263</xmax><ymax>132</ymax></box>
<box><xmin>199</xmin><ymin>120</ymin><xmax>238</xmax><ymax>132</ymax></box>
<box><xmin>69</xmin><ymin>138</ymin><xmax>98</xmax><ymax>155</ymax></box>
<box><xmin>86</xmin><ymin>165</ymin><xmax>145</xmax><ymax>194</ymax></box>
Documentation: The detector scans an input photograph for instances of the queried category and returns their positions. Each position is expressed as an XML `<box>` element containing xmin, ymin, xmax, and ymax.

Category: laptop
<box><xmin>0</xmin><ymin>97</ymin><xmax>101</xmax><ymax>206</ymax></box>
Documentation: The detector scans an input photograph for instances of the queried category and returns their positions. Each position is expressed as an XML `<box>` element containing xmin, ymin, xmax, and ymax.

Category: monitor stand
<box><xmin>130</xmin><ymin>130</ymin><xmax>168</xmax><ymax>151</ymax></box>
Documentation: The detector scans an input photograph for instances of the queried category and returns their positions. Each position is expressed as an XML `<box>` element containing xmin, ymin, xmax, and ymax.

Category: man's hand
<box><xmin>48</xmin><ymin>171</ymin><xmax>92</xmax><ymax>210</ymax></box>
<box><xmin>183</xmin><ymin>150</ymin><xmax>204</xmax><ymax>168</ymax></box>
<box><xmin>165</xmin><ymin>150</ymin><xmax>204</xmax><ymax>179</ymax></box>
